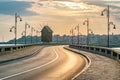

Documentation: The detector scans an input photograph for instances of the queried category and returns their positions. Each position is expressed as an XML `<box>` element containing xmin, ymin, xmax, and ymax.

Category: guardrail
<box><xmin>0</xmin><ymin>44</ymin><xmax>38</xmax><ymax>55</ymax></box>
<box><xmin>69</xmin><ymin>45</ymin><xmax>120</xmax><ymax>63</ymax></box>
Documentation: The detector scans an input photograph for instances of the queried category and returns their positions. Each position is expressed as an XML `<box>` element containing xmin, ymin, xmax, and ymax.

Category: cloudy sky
<box><xmin>0</xmin><ymin>0</ymin><xmax>120</xmax><ymax>42</ymax></box>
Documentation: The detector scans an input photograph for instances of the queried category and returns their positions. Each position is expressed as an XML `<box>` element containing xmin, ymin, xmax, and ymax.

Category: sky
<box><xmin>0</xmin><ymin>0</ymin><xmax>120</xmax><ymax>42</ymax></box>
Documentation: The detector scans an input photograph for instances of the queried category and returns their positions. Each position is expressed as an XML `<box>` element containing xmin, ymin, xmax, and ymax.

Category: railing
<box><xmin>0</xmin><ymin>44</ymin><xmax>38</xmax><ymax>55</ymax></box>
<box><xmin>69</xmin><ymin>45</ymin><xmax>120</xmax><ymax>63</ymax></box>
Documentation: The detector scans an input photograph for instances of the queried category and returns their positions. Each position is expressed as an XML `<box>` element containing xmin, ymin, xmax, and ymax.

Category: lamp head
<box><xmin>101</xmin><ymin>12</ymin><xmax>104</xmax><ymax>16</ymax></box>
<box><xmin>10</xmin><ymin>29</ymin><xmax>12</xmax><ymax>32</ymax></box>
<box><xmin>20</xmin><ymin>18</ymin><xmax>22</xmax><ymax>21</ymax></box>
<box><xmin>83</xmin><ymin>22</ymin><xmax>85</xmax><ymax>25</ymax></box>
<box><xmin>27</xmin><ymin>24</ymin><xmax>30</xmax><ymax>28</ymax></box>
<box><xmin>113</xmin><ymin>25</ymin><xmax>116</xmax><ymax>29</ymax></box>
<box><xmin>91</xmin><ymin>31</ymin><xmax>93</xmax><ymax>34</ymax></box>
<box><xmin>28</xmin><ymin>25</ymin><xmax>30</xmax><ymax>28</ymax></box>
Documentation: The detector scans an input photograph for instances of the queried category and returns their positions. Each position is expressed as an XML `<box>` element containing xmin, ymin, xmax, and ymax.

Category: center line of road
<box><xmin>0</xmin><ymin>49</ymin><xmax>59</xmax><ymax>80</ymax></box>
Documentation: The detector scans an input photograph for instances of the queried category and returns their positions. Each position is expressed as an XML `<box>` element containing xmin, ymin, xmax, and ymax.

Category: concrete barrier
<box><xmin>69</xmin><ymin>45</ymin><xmax>120</xmax><ymax>63</ymax></box>
<box><xmin>0</xmin><ymin>44</ymin><xmax>38</xmax><ymax>55</ymax></box>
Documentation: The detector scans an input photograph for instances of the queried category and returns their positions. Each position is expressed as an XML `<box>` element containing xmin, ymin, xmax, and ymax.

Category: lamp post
<box><xmin>36</xmin><ymin>30</ymin><xmax>39</xmax><ymax>44</ymax></box>
<box><xmin>101</xmin><ymin>5</ymin><xmax>116</xmax><ymax>47</ymax></box>
<box><xmin>10</xmin><ymin>13</ymin><xmax>22</xmax><ymax>45</ymax></box>
<box><xmin>10</xmin><ymin>26</ymin><xmax>15</xmax><ymax>44</ymax></box>
<box><xmin>79</xmin><ymin>32</ymin><xmax>82</xmax><ymax>45</ymax></box>
<box><xmin>21</xmin><ymin>31</ymin><xmax>25</xmax><ymax>44</ymax></box>
<box><xmin>83</xmin><ymin>18</ymin><xmax>89</xmax><ymax>45</ymax></box>
<box><xmin>31</xmin><ymin>27</ymin><xmax>33</xmax><ymax>44</ymax></box>
<box><xmin>25</xmin><ymin>22</ymin><xmax>30</xmax><ymax>44</ymax></box>
<box><xmin>31</xmin><ymin>27</ymin><xmax>36</xmax><ymax>44</ymax></box>
<box><xmin>109</xmin><ymin>22</ymin><xmax>116</xmax><ymax>46</ymax></box>
<box><xmin>75</xmin><ymin>24</ymin><xmax>80</xmax><ymax>45</ymax></box>
<box><xmin>56</xmin><ymin>35</ymin><xmax>59</xmax><ymax>44</ymax></box>
<box><xmin>88</xmin><ymin>29</ymin><xmax>94</xmax><ymax>45</ymax></box>
<box><xmin>70</xmin><ymin>29</ymin><xmax>74</xmax><ymax>44</ymax></box>
<box><xmin>15</xmin><ymin>13</ymin><xmax>22</xmax><ymax>45</ymax></box>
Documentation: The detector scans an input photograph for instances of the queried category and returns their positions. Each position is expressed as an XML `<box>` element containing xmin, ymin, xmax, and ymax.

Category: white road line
<box><xmin>72</xmin><ymin>52</ymin><xmax>91</xmax><ymax>80</ymax></box>
<box><xmin>0</xmin><ymin>49</ymin><xmax>59</xmax><ymax>80</ymax></box>
<box><xmin>61</xmin><ymin>47</ymin><xmax>91</xmax><ymax>80</ymax></box>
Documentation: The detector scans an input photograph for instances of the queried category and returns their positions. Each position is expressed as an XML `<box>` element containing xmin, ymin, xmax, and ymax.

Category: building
<box><xmin>41</xmin><ymin>25</ymin><xmax>53</xmax><ymax>42</ymax></box>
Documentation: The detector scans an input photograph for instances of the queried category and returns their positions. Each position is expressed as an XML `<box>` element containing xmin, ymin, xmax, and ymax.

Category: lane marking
<box><xmin>72</xmin><ymin>55</ymin><xmax>91</xmax><ymax>80</ymax></box>
<box><xmin>0</xmin><ymin>49</ymin><xmax>59</xmax><ymax>80</ymax></box>
<box><xmin>63</xmin><ymin>47</ymin><xmax>91</xmax><ymax>80</ymax></box>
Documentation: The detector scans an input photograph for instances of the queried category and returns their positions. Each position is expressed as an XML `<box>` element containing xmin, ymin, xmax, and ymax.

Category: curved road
<box><xmin>70</xmin><ymin>47</ymin><xmax>120</xmax><ymax>80</ymax></box>
<box><xmin>0</xmin><ymin>46</ymin><xmax>86</xmax><ymax>80</ymax></box>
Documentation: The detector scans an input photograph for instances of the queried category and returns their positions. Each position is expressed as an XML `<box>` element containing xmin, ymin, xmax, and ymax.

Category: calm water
<box><xmin>0</xmin><ymin>44</ymin><xmax>24</xmax><ymax>46</ymax></box>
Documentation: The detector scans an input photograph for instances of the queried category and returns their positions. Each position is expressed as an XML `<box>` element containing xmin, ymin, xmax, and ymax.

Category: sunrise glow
<box><xmin>0</xmin><ymin>0</ymin><xmax>120</xmax><ymax>42</ymax></box>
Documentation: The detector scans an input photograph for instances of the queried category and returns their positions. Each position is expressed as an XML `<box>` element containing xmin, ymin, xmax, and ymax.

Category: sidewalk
<box><xmin>65</xmin><ymin>46</ymin><xmax>120</xmax><ymax>80</ymax></box>
<box><xmin>0</xmin><ymin>46</ymin><xmax>45</xmax><ymax>64</ymax></box>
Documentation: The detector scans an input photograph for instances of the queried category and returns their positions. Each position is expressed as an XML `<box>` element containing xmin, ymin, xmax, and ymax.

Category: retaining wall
<box><xmin>69</xmin><ymin>45</ymin><xmax>120</xmax><ymax>63</ymax></box>
<box><xmin>0</xmin><ymin>44</ymin><xmax>37</xmax><ymax>55</ymax></box>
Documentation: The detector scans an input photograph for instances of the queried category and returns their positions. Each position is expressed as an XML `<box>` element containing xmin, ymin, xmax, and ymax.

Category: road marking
<box><xmin>71</xmin><ymin>52</ymin><xmax>91</xmax><ymax>80</ymax></box>
<box><xmin>60</xmin><ymin>47</ymin><xmax>91</xmax><ymax>80</ymax></box>
<box><xmin>63</xmin><ymin>47</ymin><xmax>91</xmax><ymax>80</ymax></box>
<box><xmin>0</xmin><ymin>49</ymin><xmax>59</xmax><ymax>80</ymax></box>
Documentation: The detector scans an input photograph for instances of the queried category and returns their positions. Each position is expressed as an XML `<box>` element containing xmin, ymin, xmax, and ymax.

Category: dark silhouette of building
<box><xmin>41</xmin><ymin>25</ymin><xmax>53</xmax><ymax>42</ymax></box>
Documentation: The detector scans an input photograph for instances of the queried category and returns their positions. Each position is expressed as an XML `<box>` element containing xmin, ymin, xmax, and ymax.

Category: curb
<box><xmin>64</xmin><ymin>47</ymin><xmax>91</xmax><ymax>80</ymax></box>
<box><xmin>64</xmin><ymin>47</ymin><xmax>90</xmax><ymax>63</ymax></box>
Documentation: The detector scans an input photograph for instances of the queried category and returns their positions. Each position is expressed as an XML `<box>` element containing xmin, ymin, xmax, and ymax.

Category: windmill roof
<box><xmin>41</xmin><ymin>25</ymin><xmax>53</xmax><ymax>32</ymax></box>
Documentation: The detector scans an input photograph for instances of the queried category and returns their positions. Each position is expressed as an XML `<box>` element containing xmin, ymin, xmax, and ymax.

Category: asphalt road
<box><xmin>0</xmin><ymin>46</ymin><xmax>86</xmax><ymax>80</ymax></box>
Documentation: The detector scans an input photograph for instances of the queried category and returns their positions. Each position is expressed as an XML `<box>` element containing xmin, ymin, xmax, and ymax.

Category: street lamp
<box><xmin>109</xmin><ymin>22</ymin><xmax>116</xmax><ymax>46</ymax></box>
<box><xmin>83</xmin><ymin>18</ymin><xmax>89</xmax><ymax>45</ymax></box>
<box><xmin>10</xmin><ymin>13</ymin><xmax>22</xmax><ymax>46</ymax></box>
<box><xmin>10</xmin><ymin>26</ymin><xmax>15</xmax><ymax>32</ymax></box>
<box><xmin>89</xmin><ymin>29</ymin><xmax>93</xmax><ymax>34</ymax></box>
<box><xmin>88</xmin><ymin>29</ymin><xmax>94</xmax><ymax>45</ymax></box>
<box><xmin>36</xmin><ymin>30</ymin><xmax>40</xmax><ymax>44</ymax></box>
<box><xmin>21</xmin><ymin>31</ymin><xmax>25</xmax><ymax>44</ymax></box>
<box><xmin>79</xmin><ymin>32</ymin><xmax>83</xmax><ymax>45</ymax></box>
<box><xmin>10</xmin><ymin>26</ymin><xmax>15</xmax><ymax>44</ymax></box>
<box><xmin>15</xmin><ymin>13</ymin><xmax>22</xmax><ymax>45</ymax></box>
<box><xmin>74</xmin><ymin>24</ymin><xmax>80</xmax><ymax>45</ymax></box>
<box><xmin>70</xmin><ymin>29</ymin><xmax>74</xmax><ymax>44</ymax></box>
<box><xmin>101</xmin><ymin>5</ymin><xmax>116</xmax><ymax>47</ymax></box>
<box><xmin>109</xmin><ymin>22</ymin><xmax>116</xmax><ymax>29</ymax></box>
<box><xmin>25</xmin><ymin>22</ymin><xmax>30</xmax><ymax>44</ymax></box>
<box><xmin>31</xmin><ymin>27</ymin><xmax>35</xmax><ymax>44</ymax></box>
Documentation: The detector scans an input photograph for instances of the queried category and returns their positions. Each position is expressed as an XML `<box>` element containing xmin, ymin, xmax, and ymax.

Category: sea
<box><xmin>0</xmin><ymin>44</ymin><xmax>24</xmax><ymax>47</ymax></box>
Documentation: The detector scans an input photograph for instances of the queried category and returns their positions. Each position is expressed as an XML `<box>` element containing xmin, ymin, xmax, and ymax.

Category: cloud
<box><xmin>0</xmin><ymin>1</ymin><xmax>38</xmax><ymax>16</ymax></box>
<box><xmin>27</xmin><ymin>0</ymin><xmax>103</xmax><ymax>17</ymax></box>
<box><xmin>1</xmin><ymin>0</ymin><xmax>120</xmax><ymax>42</ymax></box>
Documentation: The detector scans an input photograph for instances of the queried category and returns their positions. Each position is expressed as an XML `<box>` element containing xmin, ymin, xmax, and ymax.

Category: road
<box><xmin>0</xmin><ymin>46</ymin><xmax>86</xmax><ymax>80</ymax></box>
